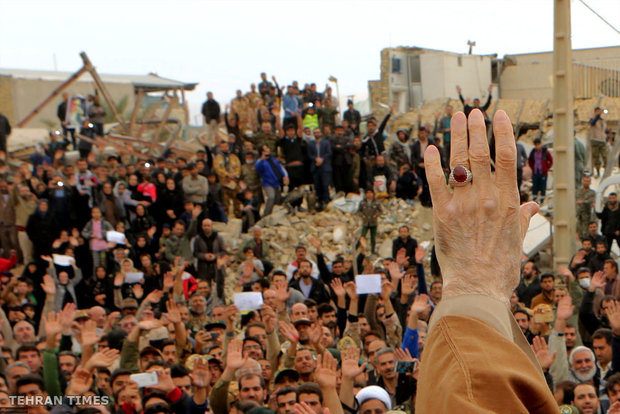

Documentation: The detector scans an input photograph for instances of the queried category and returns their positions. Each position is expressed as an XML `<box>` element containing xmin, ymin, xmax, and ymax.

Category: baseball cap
<box><xmin>121</xmin><ymin>298</ymin><xmax>138</xmax><ymax>309</ymax></box>
<box><xmin>292</xmin><ymin>318</ymin><xmax>312</xmax><ymax>328</ymax></box>
<box><xmin>274</xmin><ymin>369</ymin><xmax>300</xmax><ymax>384</ymax></box>
<box><xmin>139</xmin><ymin>346</ymin><xmax>163</xmax><ymax>359</ymax></box>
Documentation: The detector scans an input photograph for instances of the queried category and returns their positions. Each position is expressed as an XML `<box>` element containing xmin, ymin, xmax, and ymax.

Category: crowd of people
<box><xmin>0</xmin><ymin>72</ymin><xmax>616</xmax><ymax>414</ymax></box>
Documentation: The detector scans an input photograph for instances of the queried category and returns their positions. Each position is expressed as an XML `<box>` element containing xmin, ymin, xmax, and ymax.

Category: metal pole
<box><xmin>552</xmin><ymin>0</ymin><xmax>576</xmax><ymax>270</ymax></box>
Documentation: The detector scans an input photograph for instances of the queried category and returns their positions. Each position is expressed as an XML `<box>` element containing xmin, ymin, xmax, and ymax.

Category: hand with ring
<box><xmin>424</xmin><ymin>109</ymin><xmax>539</xmax><ymax>305</ymax></box>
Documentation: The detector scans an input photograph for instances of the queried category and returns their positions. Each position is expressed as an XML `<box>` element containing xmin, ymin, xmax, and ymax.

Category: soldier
<box><xmin>230</xmin><ymin>90</ymin><xmax>251</xmax><ymax>132</ymax></box>
<box><xmin>589</xmin><ymin>107</ymin><xmax>607</xmax><ymax>178</ymax></box>
<box><xmin>576</xmin><ymin>175</ymin><xmax>596</xmax><ymax>240</ymax></box>
<box><xmin>249</xmin><ymin>120</ymin><xmax>282</xmax><ymax>155</ymax></box>
<box><xmin>213</xmin><ymin>141</ymin><xmax>242</xmax><ymax>218</ymax></box>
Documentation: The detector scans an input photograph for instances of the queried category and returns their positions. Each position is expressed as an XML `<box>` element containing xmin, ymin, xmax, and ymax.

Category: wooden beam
<box><xmin>149</xmin><ymin>97</ymin><xmax>177</xmax><ymax>155</ymax></box>
<box><xmin>79</xmin><ymin>52</ymin><xmax>126</xmax><ymax>130</ymax></box>
<box><xmin>128</xmin><ymin>89</ymin><xmax>144</xmax><ymax>136</ymax></box>
<box><xmin>77</xmin><ymin>134</ymin><xmax>149</xmax><ymax>160</ymax></box>
<box><xmin>17</xmin><ymin>65</ymin><xmax>89</xmax><ymax>127</ymax></box>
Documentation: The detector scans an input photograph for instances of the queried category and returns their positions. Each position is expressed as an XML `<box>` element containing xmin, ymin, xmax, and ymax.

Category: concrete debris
<box><xmin>224</xmin><ymin>201</ymin><xmax>435</xmax><ymax>297</ymax></box>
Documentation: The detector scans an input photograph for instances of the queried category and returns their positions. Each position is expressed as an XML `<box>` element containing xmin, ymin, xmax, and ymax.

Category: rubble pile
<box><xmin>216</xmin><ymin>197</ymin><xmax>435</xmax><ymax>298</ymax></box>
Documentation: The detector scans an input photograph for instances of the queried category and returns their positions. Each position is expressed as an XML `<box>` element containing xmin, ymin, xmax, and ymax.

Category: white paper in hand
<box><xmin>107</xmin><ymin>231</ymin><xmax>126</xmax><ymax>244</ymax></box>
<box><xmin>355</xmin><ymin>274</ymin><xmax>383</xmax><ymax>295</ymax></box>
<box><xmin>234</xmin><ymin>292</ymin><xmax>264</xmax><ymax>311</ymax></box>
<box><xmin>52</xmin><ymin>254</ymin><xmax>74</xmax><ymax>267</ymax></box>
<box><xmin>125</xmin><ymin>272</ymin><xmax>144</xmax><ymax>284</ymax></box>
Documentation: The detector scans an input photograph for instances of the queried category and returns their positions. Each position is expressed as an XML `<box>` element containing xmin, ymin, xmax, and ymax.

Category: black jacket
<box><xmin>201</xmin><ymin>99</ymin><xmax>221</xmax><ymax>123</ymax></box>
<box><xmin>596</xmin><ymin>203</ymin><xmax>620</xmax><ymax>237</ymax></box>
<box><xmin>289</xmin><ymin>276</ymin><xmax>331</xmax><ymax>305</ymax></box>
<box><xmin>515</xmin><ymin>276</ymin><xmax>541</xmax><ymax>308</ymax></box>
<box><xmin>392</xmin><ymin>236</ymin><xmax>417</xmax><ymax>261</ymax></box>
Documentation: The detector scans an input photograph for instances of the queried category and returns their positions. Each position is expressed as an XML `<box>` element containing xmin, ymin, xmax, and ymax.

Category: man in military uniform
<box><xmin>576</xmin><ymin>175</ymin><xmax>596</xmax><ymax>240</ymax></box>
<box><xmin>240</xmin><ymin>151</ymin><xmax>262</xmax><ymax>205</ymax></box>
<box><xmin>213</xmin><ymin>141</ymin><xmax>242</xmax><ymax>218</ymax></box>
<box><xmin>249</xmin><ymin>120</ymin><xmax>281</xmax><ymax>155</ymax></box>
<box><xmin>589</xmin><ymin>107</ymin><xmax>607</xmax><ymax>178</ymax></box>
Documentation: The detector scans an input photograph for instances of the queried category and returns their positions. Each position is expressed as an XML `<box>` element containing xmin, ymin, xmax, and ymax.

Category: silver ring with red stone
<box><xmin>449</xmin><ymin>165</ymin><xmax>472</xmax><ymax>186</ymax></box>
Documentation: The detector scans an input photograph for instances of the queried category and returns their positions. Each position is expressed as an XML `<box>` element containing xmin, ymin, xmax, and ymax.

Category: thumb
<box><xmin>519</xmin><ymin>201</ymin><xmax>539</xmax><ymax>241</ymax></box>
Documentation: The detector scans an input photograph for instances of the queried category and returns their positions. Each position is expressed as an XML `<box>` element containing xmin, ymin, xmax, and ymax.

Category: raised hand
<box><xmin>114</xmin><ymin>272</ymin><xmax>125</xmax><ymax>287</ymax></box>
<box><xmin>556</xmin><ymin>295</ymin><xmax>574</xmax><ymax>321</ymax></box>
<box><xmin>401</xmin><ymin>274</ymin><xmax>417</xmax><ymax>297</ymax></box>
<box><xmin>79</xmin><ymin>320</ymin><xmax>102</xmax><ymax>346</ymax></box>
<box><xmin>531</xmin><ymin>336</ymin><xmax>556</xmax><ymax>371</ymax></box>
<box><xmin>310</xmin><ymin>238</ymin><xmax>321</xmax><ymax>252</ymax></box>
<box><xmin>41</xmin><ymin>274</ymin><xmax>56</xmax><ymax>296</ymax></box>
<box><xmin>341</xmin><ymin>346</ymin><xmax>366</xmax><ymax>379</ymax></box>
<box><xmin>145</xmin><ymin>289</ymin><xmax>163</xmax><ymax>304</ymax></box>
<box><xmin>163</xmin><ymin>272</ymin><xmax>174</xmax><ymax>290</ymax></box>
<box><xmin>86</xmin><ymin>348</ymin><xmax>120</xmax><ymax>369</ymax></box>
<box><xmin>387</xmin><ymin>261</ymin><xmax>404</xmax><ymax>283</ymax></box>
<box><xmin>166</xmin><ymin>299</ymin><xmax>182</xmax><ymax>324</ymax></box>
<box><xmin>411</xmin><ymin>294</ymin><xmax>430</xmax><ymax>315</ymax></box>
<box><xmin>396</xmin><ymin>248</ymin><xmax>409</xmax><ymax>267</ymax></box>
<box><xmin>44</xmin><ymin>311</ymin><xmax>62</xmax><ymax>336</ymax></box>
<box><xmin>394</xmin><ymin>347</ymin><xmax>415</xmax><ymax>362</ymax></box>
<box><xmin>138</xmin><ymin>319</ymin><xmax>162</xmax><ymax>331</ymax></box>
<box><xmin>60</xmin><ymin>303</ymin><xmax>76</xmax><ymax>333</ymax></box>
<box><xmin>308</xmin><ymin>323</ymin><xmax>323</xmax><ymax>346</ymax></box>
<box><xmin>330</xmin><ymin>278</ymin><xmax>345</xmax><ymax>298</ymax></box>
<box><xmin>343</xmin><ymin>281</ymin><xmax>358</xmax><ymax>300</ymax></box>
<box><xmin>190</xmin><ymin>357</ymin><xmax>211</xmax><ymax>388</ymax></box>
<box><xmin>226</xmin><ymin>339</ymin><xmax>247</xmax><ymax>371</ymax></box>
<box><xmin>381</xmin><ymin>280</ymin><xmax>393</xmax><ymax>300</ymax></box>
<box><xmin>590</xmin><ymin>271</ymin><xmax>606</xmax><ymax>292</ymax></box>
<box><xmin>151</xmin><ymin>368</ymin><xmax>176</xmax><ymax>394</ymax></box>
<box><xmin>260</xmin><ymin>305</ymin><xmax>277</xmax><ymax>333</ymax></box>
<box><xmin>414</xmin><ymin>246</ymin><xmax>425</xmax><ymax>264</ymax></box>
<box><xmin>131</xmin><ymin>284</ymin><xmax>144</xmax><ymax>299</ymax></box>
<box><xmin>274</xmin><ymin>280</ymin><xmax>291</xmax><ymax>303</ymax></box>
<box><xmin>607</xmin><ymin>300</ymin><xmax>620</xmax><ymax>336</ymax></box>
<box><xmin>314</xmin><ymin>351</ymin><xmax>338</xmax><ymax>389</ymax></box>
<box><xmin>66</xmin><ymin>367</ymin><xmax>93</xmax><ymax>396</ymax></box>
<box><xmin>423</xmin><ymin>109</ymin><xmax>539</xmax><ymax>304</ymax></box>
<box><xmin>279</xmin><ymin>321</ymin><xmax>300</xmax><ymax>344</ymax></box>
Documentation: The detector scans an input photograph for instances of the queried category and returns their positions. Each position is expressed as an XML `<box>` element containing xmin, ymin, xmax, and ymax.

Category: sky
<box><xmin>1</xmin><ymin>0</ymin><xmax>619</xmax><ymax>124</ymax></box>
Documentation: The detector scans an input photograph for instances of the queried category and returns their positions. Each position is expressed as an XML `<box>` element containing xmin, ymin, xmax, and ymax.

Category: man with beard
<box><xmin>289</xmin><ymin>260</ymin><xmax>331</xmax><ymax>305</ymax></box>
<box><xmin>572</xmin><ymin>383</ymin><xmax>600</xmax><ymax>414</ymax></box>
<box><xmin>592</xmin><ymin>329</ymin><xmax>614</xmax><ymax>385</ymax></box>
<box><xmin>213</xmin><ymin>141</ymin><xmax>242</xmax><ymax>218</ymax></box>
<box><xmin>307</xmin><ymin>128</ymin><xmax>332</xmax><ymax>211</ymax></box>
<box><xmin>254</xmin><ymin>145</ymin><xmax>289</xmax><ymax>217</ymax></box>
<box><xmin>329</xmin><ymin>125</ymin><xmax>353</xmax><ymax>194</ymax></box>
<box><xmin>531</xmin><ymin>273</ymin><xmax>555</xmax><ymax>308</ymax></box>
<box><xmin>597</xmin><ymin>192</ymin><xmax>620</xmax><ymax>251</ymax></box>
<box><xmin>293</xmin><ymin>347</ymin><xmax>317</xmax><ymax>383</ymax></box>
<box><xmin>516</xmin><ymin>260</ymin><xmax>542</xmax><ymax>308</ymax></box>
<box><xmin>590</xmin><ymin>240</ymin><xmax>612</xmax><ymax>274</ymax></box>
<box><xmin>194</xmin><ymin>218</ymin><xmax>226</xmax><ymax>285</ymax></box>
<box><xmin>392</xmin><ymin>226</ymin><xmax>417</xmax><ymax>266</ymax></box>
<box><xmin>277</xmin><ymin>124</ymin><xmax>306</xmax><ymax>211</ymax></box>
<box><xmin>343</xmin><ymin>99</ymin><xmax>361</xmax><ymax>136</ymax></box>
<box><xmin>570</xmin><ymin>239</ymin><xmax>595</xmax><ymax>274</ymax></box>
<box><xmin>389</xmin><ymin>128</ymin><xmax>413</xmax><ymax>170</ymax></box>
<box><xmin>603</xmin><ymin>259</ymin><xmax>620</xmax><ymax>297</ymax></box>
<box><xmin>514</xmin><ymin>309</ymin><xmax>535</xmax><ymax>343</ymax></box>
<box><xmin>369</xmin><ymin>348</ymin><xmax>416</xmax><ymax>407</ymax></box>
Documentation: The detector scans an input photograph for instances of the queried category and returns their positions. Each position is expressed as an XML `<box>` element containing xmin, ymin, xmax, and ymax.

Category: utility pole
<box><xmin>552</xmin><ymin>0</ymin><xmax>576</xmax><ymax>270</ymax></box>
<box><xmin>467</xmin><ymin>40</ymin><xmax>476</xmax><ymax>55</ymax></box>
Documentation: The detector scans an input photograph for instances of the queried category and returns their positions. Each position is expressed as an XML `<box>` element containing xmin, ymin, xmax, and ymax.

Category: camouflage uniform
<box><xmin>576</xmin><ymin>186</ymin><xmax>596</xmax><ymax>239</ymax></box>
<box><xmin>249</xmin><ymin>132</ymin><xmax>279</xmax><ymax>154</ymax></box>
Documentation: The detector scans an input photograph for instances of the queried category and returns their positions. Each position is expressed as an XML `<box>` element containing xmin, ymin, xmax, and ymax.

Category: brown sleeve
<box><xmin>416</xmin><ymin>312</ymin><xmax>557</xmax><ymax>413</ymax></box>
